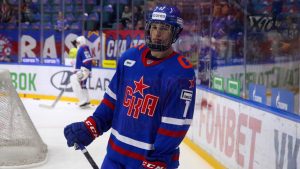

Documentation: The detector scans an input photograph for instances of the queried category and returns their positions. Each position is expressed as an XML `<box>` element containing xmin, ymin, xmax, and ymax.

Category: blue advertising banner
<box><xmin>0</xmin><ymin>29</ymin><xmax>144</xmax><ymax>65</ymax></box>
<box><xmin>271</xmin><ymin>88</ymin><xmax>294</xmax><ymax>113</ymax></box>
<box><xmin>103</xmin><ymin>30</ymin><xmax>145</xmax><ymax>61</ymax></box>
<box><xmin>248</xmin><ymin>83</ymin><xmax>266</xmax><ymax>104</ymax></box>
<box><xmin>0</xmin><ymin>29</ymin><xmax>81</xmax><ymax>64</ymax></box>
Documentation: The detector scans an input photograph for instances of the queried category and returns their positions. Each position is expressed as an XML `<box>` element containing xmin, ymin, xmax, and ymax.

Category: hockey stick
<box><xmin>74</xmin><ymin>143</ymin><xmax>99</xmax><ymax>169</ymax></box>
<box><xmin>38</xmin><ymin>89</ymin><xmax>65</xmax><ymax>109</ymax></box>
<box><xmin>39</xmin><ymin>71</ymin><xmax>70</xmax><ymax>109</ymax></box>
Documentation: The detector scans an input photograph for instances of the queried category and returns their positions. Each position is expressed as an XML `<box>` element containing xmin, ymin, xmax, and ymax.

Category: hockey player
<box><xmin>64</xmin><ymin>4</ymin><xmax>195</xmax><ymax>169</ymax></box>
<box><xmin>70</xmin><ymin>36</ymin><xmax>92</xmax><ymax>108</ymax></box>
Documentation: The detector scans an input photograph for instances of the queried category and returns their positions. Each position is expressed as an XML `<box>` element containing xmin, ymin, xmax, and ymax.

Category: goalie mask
<box><xmin>145</xmin><ymin>4</ymin><xmax>183</xmax><ymax>51</ymax></box>
<box><xmin>76</xmin><ymin>36</ymin><xmax>87</xmax><ymax>49</ymax></box>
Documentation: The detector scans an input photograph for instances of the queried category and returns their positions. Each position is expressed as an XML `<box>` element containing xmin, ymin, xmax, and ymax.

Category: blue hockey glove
<box><xmin>64</xmin><ymin>117</ymin><xmax>100</xmax><ymax>148</ymax></box>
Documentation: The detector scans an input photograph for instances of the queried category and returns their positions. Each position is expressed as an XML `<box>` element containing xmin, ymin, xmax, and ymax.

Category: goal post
<box><xmin>0</xmin><ymin>69</ymin><xmax>48</xmax><ymax>168</ymax></box>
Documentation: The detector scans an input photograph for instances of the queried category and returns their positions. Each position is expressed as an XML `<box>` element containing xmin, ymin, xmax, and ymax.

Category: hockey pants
<box><xmin>101</xmin><ymin>156</ymin><xmax>134</xmax><ymax>169</ymax></box>
<box><xmin>101</xmin><ymin>155</ymin><xmax>178</xmax><ymax>169</ymax></box>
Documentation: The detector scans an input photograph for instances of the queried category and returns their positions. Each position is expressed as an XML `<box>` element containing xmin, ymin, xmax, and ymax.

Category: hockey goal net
<box><xmin>0</xmin><ymin>69</ymin><xmax>47</xmax><ymax>168</ymax></box>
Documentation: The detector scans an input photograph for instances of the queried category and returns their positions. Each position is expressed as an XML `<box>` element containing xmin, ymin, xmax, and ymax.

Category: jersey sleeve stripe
<box><xmin>172</xmin><ymin>153</ymin><xmax>179</xmax><ymax>161</ymax></box>
<box><xmin>109</xmin><ymin>138</ymin><xmax>180</xmax><ymax>162</ymax></box>
<box><xmin>83</xmin><ymin>58</ymin><xmax>93</xmax><ymax>64</ymax></box>
<box><xmin>101</xmin><ymin>98</ymin><xmax>115</xmax><ymax>110</ymax></box>
<box><xmin>161</xmin><ymin>117</ymin><xmax>192</xmax><ymax>126</ymax></box>
<box><xmin>111</xmin><ymin>128</ymin><xmax>154</xmax><ymax>150</ymax></box>
<box><xmin>157</xmin><ymin>128</ymin><xmax>187</xmax><ymax>138</ymax></box>
<box><xmin>106</xmin><ymin>87</ymin><xmax>117</xmax><ymax>100</ymax></box>
<box><xmin>108</xmin><ymin>138</ymin><xmax>145</xmax><ymax>161</ymax></box>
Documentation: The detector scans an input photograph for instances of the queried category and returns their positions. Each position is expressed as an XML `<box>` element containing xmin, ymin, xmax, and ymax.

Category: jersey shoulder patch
<box><xmin>124</xmin><ymin>59</ymin><xmax>136</xmax><ymax>67</ymax></box>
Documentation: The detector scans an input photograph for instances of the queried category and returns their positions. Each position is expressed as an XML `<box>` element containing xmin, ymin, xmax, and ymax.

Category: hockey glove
<box><xmin>140</xmin><ymin>160</ymin><xmax>167</xmax><ymax>169</ymax></box>
<box><xmin>64</xmin><ymin>117</ymin><xmax>100</xmax><ymax>148</ymax></box>
<box><xmin>76</xmin><ymin>71</ymin><xmax>84</xmax><ymax>81</ymax></box>
<box><xmin>75</xmin><ymin>67</ymin><xmax>90</xmax><ymax>81</ymax></box>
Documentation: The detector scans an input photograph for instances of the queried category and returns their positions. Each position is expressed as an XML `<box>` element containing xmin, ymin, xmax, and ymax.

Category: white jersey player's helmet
<box><xmin>76</xmin><ymin>36</ymin><xmax>86</xmax><ymax>48</ymax></box>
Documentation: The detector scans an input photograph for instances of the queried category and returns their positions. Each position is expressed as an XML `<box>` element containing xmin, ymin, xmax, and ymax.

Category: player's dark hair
<box><xmin>71</xmin><ymin>40</ymin><xmax>77</xmax><ymax>48</ymax></box>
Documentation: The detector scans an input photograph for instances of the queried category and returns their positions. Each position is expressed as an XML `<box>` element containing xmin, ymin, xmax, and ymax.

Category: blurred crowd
<box><xmin>1</xmin><ymin>0</ymin><xmax>300</xmax><ymax>67</ymax></box>
<box><xmin>0</xmin><ymin>0</ymin><xmax>148</xmax><ymax>30</ymax></box>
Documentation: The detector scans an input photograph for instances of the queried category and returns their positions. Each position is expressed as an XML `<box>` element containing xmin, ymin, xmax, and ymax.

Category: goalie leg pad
<box><xmin>82</xmin><ymin>89</ymin><xmax>90</xmax><ymax>102</ymax></box>
<box><xmin>71</xmin><ymin>74</ymin><xmax>88</xmax><ymax>106</ymax></box>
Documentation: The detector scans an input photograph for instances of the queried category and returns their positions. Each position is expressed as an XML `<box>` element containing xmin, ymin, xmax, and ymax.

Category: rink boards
<box><xmin>1</xmin><ymin>64</ymin><xmax>299</xmax><ymax>169</ymax></box>
<box><xmin>188</xmin><ymin>86</ymin><xmax>300</xmax><ymax>169</ymax></box>
<box><xmin>0</xmin><ymin>64</ymin><xmax>113</xmax><ymax>104</ymax></box>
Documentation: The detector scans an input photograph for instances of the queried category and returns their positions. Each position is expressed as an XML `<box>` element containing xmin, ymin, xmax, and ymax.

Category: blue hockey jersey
<box><xmin>93</xmin><ymin>44</ymin><xmax>196</xmax><ymax>168</ymax></box>
<box><xmin>75</xmin><ymin>45</ymin><xmax>92</xmax><ymax>71</ymax></box>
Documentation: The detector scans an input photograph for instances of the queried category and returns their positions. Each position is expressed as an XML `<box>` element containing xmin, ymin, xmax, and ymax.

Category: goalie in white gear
<box><xmin>70</xmin><ymin>35</ymin><xmax>92</xmax><ymax>108</ymax></box>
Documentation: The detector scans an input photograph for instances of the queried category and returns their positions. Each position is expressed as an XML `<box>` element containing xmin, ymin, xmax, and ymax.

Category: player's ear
<box><xmin>173</xmin><ymin>28</ymin><xmax>183</xmax><ymax>43</ymax></box>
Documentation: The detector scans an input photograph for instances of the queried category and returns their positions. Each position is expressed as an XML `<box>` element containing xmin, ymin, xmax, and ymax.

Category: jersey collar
<box><xmin>141</xmin><ymin>47</ymin><xmax>177</xmax><ymax>67</ymax></box>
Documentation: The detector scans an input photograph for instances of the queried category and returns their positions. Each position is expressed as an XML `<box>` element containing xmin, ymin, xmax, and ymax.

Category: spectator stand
<box><xmin>54</xmin><ymin>11</ymin><xmax>70</xmax><ymax>31</ymax></box>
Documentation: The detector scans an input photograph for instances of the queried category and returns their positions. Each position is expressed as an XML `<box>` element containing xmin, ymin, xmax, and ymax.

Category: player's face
<box><xmin>150</xmin><ymin>22</ymin><xmax>172</xmax><ymax>46</ymax></box>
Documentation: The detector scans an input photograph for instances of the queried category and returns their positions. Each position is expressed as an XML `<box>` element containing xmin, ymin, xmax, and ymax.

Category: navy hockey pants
<box><xmin>101</xmin><ymin>156</ymin><xmax>134</xmax><ymax>169</ymax></box>
<box><xmin>101</xmin><ymin>156</ymin><xmax>178</xmax><ymax>169</ymax></box>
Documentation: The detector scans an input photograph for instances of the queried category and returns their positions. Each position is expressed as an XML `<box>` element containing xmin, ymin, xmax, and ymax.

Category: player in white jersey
<box><xmin>70</xmin><ymin>36</ymin><xmax>93</xmax><ymax>108</ymax></box>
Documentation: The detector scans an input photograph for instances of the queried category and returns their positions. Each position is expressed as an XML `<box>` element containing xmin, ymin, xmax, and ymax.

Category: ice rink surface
<box><xmin>21</xmin><ymin>98</ymin><xmax>214</xmax><ymax>169</ymax></box>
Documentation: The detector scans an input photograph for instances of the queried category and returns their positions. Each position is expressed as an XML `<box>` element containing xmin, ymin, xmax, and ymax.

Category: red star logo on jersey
<box><xmin>134</xmin><ymin>76</ymin><xmax>150</xmax><ymax>96</ymax></box>
<box><xmin>189</xmin><ymin>78</ymin><xmax>195</xmax><ymax>89</ymax></box>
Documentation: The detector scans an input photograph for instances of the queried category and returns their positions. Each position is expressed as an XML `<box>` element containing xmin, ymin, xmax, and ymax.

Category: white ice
<box><xmin>20</xmin><ymin>98</ymin><xmax>214</xmax><ymax>169</ymax></box>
